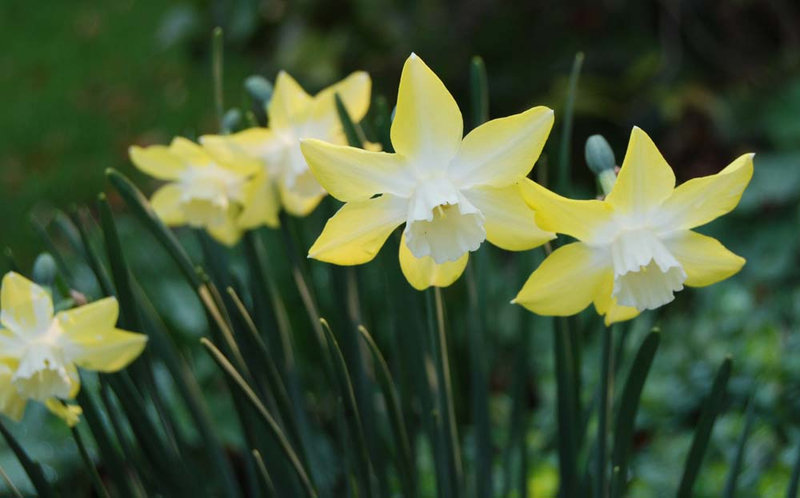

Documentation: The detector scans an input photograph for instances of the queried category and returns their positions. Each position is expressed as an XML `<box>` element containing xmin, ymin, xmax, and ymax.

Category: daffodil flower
<box><xmin>129</xmin><ymin>137</ymin><xmax>260</xmax><ymax>246</ymax></box>
<box><xmin>200</xmin><ymin>70</ymin><xmax>372</xmax><ymax>228</ymax></box>
<box><xmin>300</xmin><ymin>54</ymin><xmax>555</xmax><ymax>290</ymax></box>
<box><xmin>514</xmin><ymin>127</ymin><xmax>753</xmax><ymax>325</ymax></box>
<box><xmin>0</xmin><ymin>273</ymin><xmax>147</xmax><ymax>425</ymax></box>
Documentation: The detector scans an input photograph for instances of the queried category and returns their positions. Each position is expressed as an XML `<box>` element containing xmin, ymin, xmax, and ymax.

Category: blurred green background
<box><xmin>2</xmin><ymin>0</ymin><xmax>800</xmax><ymax>495</ymax></box>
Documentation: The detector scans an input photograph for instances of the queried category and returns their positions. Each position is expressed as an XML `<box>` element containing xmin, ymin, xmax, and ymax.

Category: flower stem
<box><xmin>596</xmin><ymin>324</ymin><xmax>616</xmax><ymax>498</ymax></box>
<box><xmin>72</xmin><ymin>425</ymin><xmax>111</xmax><ymax>498</ymax></box>
<box><xmin>211</xmin><ymin>27</ymin><xmax>224</xmax><ymax>131</ymax></box>
<box><xmin>431</xmin><ymin>287</ymin><xmax>463</xmax><ymax>495</ymax></box>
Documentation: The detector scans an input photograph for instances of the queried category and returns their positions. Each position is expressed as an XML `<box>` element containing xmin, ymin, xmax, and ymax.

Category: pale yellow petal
<box><xmin>309</xmin><ymin>195</ymin><xmax>406</xmax><ymax>265</ymax></box>
<box><xmin>300</xmin><ymin>139</ymin><xmax>414</xmax><ymax>202</ymax></box>
<box><xmin>279</xmin><ymin>180</ymin><xmax>326</xmax><ymax>217</ymax></box>
<box><xmin>519</xmin><ymin>178</ymin><xmax>614</xmax><ymax>242</ymax></box>
<box><xmin>57</xmin><ymin>298</ymin><xmax>147</xmax><ymax>372</ymax></box>
<box><xmin>398</xmin><ymin>233</ymin><xmax>468</xmax><ymax>290</ymax></box>
<box><xmin>593</xmin><ymin>273</ymin><xmax>640</xmax><ymax>325</ymax></box>
<box><xmin>206</xmin><ymin>210</ymin><xmax>244</xmax><ymax>246</ymax></box>
<box><xmin>201</xmin><ymin>128</ymin><xmax>282</xmax><ymax>160</ymax></box>
<box><xmin>237</xmin><ymin>173</ymin><xmax>280</xmax><ymax>229</ymax></box>
<box><xmin>606</xmin><ymin>127</ymin><xmax>676</xmax><ymax>213</ymax></box>
<box><xmin>269</xmin><ymin>71</ymin><xmax>313</xmax><ymax>130</ymax></box>
<box><xmin>128</xmin><ymin>145</ymin><xmax>187</xmax><ymax>180</ymax></box>
<box><xmin>657</xmin><ymin>153</ymin><xmax>754</xmax><ymax>231</ymax></box>
<box><xmin>450</xmin><ymin>106</ymin><xmax>554</xmax><ymax>188</ymax></box>
<box><xmin>513</xmin><ymin>242</ymin><xmax>607</xmax><ymax>316</ymax></box>
<box><xmin>150</xmin><ymin>184</ymin><xmax>185</xmax><ymax>226</ymax></box>
<box><xmin>391</xmin><ymin>54</ymin><xmax>463</xmax><ymax>163</ymax></box>
<box><xmin>462</xmin><ymin>184</ymin><xmax>555</xmax><ymax>251</ymax></box>
<box><xmin>44</xmin><ymin>399</ymin><xmax>83</xmax><ymax>427</ymax></box>
<box><xmin>1</xmin><ymin>272</ymin><xmax>53</xmax><ymax>335</ymax></box>
<box><xmin>0</xmin><ymin>361</ymin><xmax>26</xmax><ymax>422</ymax></box>
<box><xmin>168</xmin><ymin>137</ymin><xmax>214</xmax><ymax>166</ymax></box>
<box><xmin>313</xmin><ymin>71</ymin><xmax>372</xmax><ymax>125</ymax></box>
<box><xmin>664</xmin><ymin>231</ymin><xmax>745</xmax><ymax>287</ymax></box>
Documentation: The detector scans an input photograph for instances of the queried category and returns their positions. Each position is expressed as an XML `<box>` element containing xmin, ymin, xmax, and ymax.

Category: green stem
<box><xmin>211</xmin><ymin>27</ymin><xmax>224</xmax><ymax>130</ymax></box>
<box><xmin>557</xmin><ymin>52</ymin><xmax>584</xmax><ymax>194</ymax></box>
<box><xmin>596</xmin><ymin>325</ymin><xmax>615</xmax><ymax>498</ymax></box>
<box><xmin>0</xmin><ymin>463</ymin><xmax>23</xmax><ymax>498</ymax></box>
<box><xmin>72</xmin><ymin>425</ymin><xmax>111</xmax><ymax>498</ymax></box>
<box><xmin>553</xmin><ymin>316</ymin><xmax>578</xmax><ymax>497</ymax></box>
<box><xmin>432</xmin><ymin>287</ymin><xmax>463</xmax><ymax>495</ymax></box>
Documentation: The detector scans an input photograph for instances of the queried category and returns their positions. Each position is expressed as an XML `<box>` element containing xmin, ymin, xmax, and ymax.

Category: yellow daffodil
<box><xmin>300</xmin><ymin>54</ymin><xmax>555</xmax><ymax>290</ymax></box>
<box><xmin>129</xmin><ymin>137</ymin><xmax>260</xmax><ymax>246</ymax></box>
<box><xmin>514</xmin><ymin>127</ymin><xmax>753</xmax><ymax>325</ymax></box>
<box><xmin>0</xmin><ymin>273</ymin><xmax>147</xmax><ymax>425</ymax></box>
<box><xmin>200</xmin><ymin>70</ymin><xmax>373</xmax><ymax>228</ymax></box>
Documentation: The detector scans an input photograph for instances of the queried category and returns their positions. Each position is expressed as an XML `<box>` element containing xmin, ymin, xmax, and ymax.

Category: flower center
<box><xmin>404</xmin><ymin>179</ymin><xmax>485</xmax><ymax>263</ymax></box>
<box><xmin>610</xmin><ymin>229</ymin><xmax>687</xmax><ymax>311</ymax></box>
<box><xmin>12</xmin><ymin>343</ymin><xmax>73</xmax><ymax>402</ymax></box>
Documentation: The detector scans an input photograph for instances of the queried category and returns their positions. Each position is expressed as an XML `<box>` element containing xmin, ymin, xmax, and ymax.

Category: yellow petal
<box><xmin>519</xmin><ymin>178</ymin><xmax>614</xmax><ymax>242</ymax></box>
<box><xmin>44</xmin><ymin>399</ymin><xmax>83</xmax><ymax>427</ymax></box>
<box><xmin>391</xmin><ymin>54</ymin><xmax>463</xmax><ymax>162</ymax></box>
<box><xmin>593</xmin><ymin>273</ymin><xmax>640</xmax><ymax>325</ymax></box>
<box><xmin>168</xmin><ymin>137</ymin><xmax>214</xmax><ymax>165</ymax></box>
<box><xmin>657</xmin><ymin>153</ymin><xmax>754</xmax><ymax>231</ymax></box>
<box><xmin>309</xmin><ymin>195</ymin><xmax>406</xmax><ymax>265</ymax></box>
<box><xmin>450</xmin><ymin>106</ymin><xmax>554</xmax><ymax>188</ymax></box>
<box><xmin>129</xmin><ymin>145</ymin><xmax>187</xmax><ymax>180</ymax></box>
<box><xmin>206</xmin><ymin>210</ymin><xmax>244</xmax><ymax>246</ymax></box>
<box><xmin>279</xmin><ymin>179</ymin><xmax>326</xmax><ymax>217</ymax></box>
<box><xmin>196</xmin><ymin>136</ymin><xmax>262</xmax><ymax>177</ymax></box>
<box><xmin>664</xmin><ymin>231</ymin><xmax>745</xmax><ymax>287</ymax></box>
<box><xmin>57</xmin><ymin>298</ymin><xmax>148</xmax><ymax>373</ymax></box>
<box><xmin>398</xmin><ymin>233</ymin><xmax>468</xmax><ymax>290</ymax></box>
<box><xmin>269</xmin><ymin>71</ymin><xmax>313</xmax><ymax>130</ymax></box>
<box><xmin>300</xmin><ymin>139</ymin><xmax>414</xmax><ymax>202</ymax></box>
<box><xmin>1</xmin><ymin>272</ymin><xmax>53</xmax><ymax>335</ymax></box>
<box><xmin>238</xmin><ymin>173</ymin><xmax>280</xmax><ymax>229</ymax></box>
<box><xmin>513</xmin><ymin>242</ymin><xmax>607</xmax><ymax>316</ymax></box>
<box><xmin>606</xmin><ymin>127</ymin><xmax>676</xmax><ymax>213</ymax></box>
<box><xmin>462</xmin><ymin>184</ymin><xmax>555</xmax><ymax>251</ymax></box>
<box><xmin>0</xmin><ymin>361</ymin><xmax>26</xmax><ymax>422</ymax></box>
<box><xmin>313</xmin><ymin>71</ymin><xmax>372</xmax><ymax>126</ymax></box>
<box><xmin>150</xmin><ymin>184</ymin><xmax>185</xmax><ymax>226</ymax></box>
<box><xmin>202</xmin><ymin>128</ymin><xmax>282</xmax><ymax>161</ymax></box>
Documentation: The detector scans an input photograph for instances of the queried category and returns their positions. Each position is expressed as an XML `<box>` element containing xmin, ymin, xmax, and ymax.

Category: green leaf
<box><xmin>677</xmin><ymin>356</ymin><xmax>733</xmax><ymax>498</ymax></box>
<box><xmin>335</xmin><ymin>93</ymin><xmax>365</xmax><ymax>148</ymax></box>
<box><xmin>201</xmin><ymin>337</ymin><xmax>317</xmax><ymax>497</ymax></box>
<box><xmin>469</xmin><ymin>55</ymin><xmax>489</xmax><ymax>130</ymax></box>
<box><xmin>319</xmin><ymin>319</ymin><xmax>376</xmax><ymax>497</ymax></box>
<box><xmin>0</xmin><ymin>418</ymin><xmax>56</xmax><ymax>498</ymax></box>
<box><xmin>557</xmin><ymin>52</ymin><xmax>584</xmax><ymax>194</ymax></box>
<box><xmin>357</xmin><ymin>325</ymin><xmax>418</xmax><ymax>498</ymax></box>
<box><xmin>610</xmin><ymin>328</ymin><xmax>661</xmax><ymax>498</ymax></box>
<box><xmin>723</xmin><ymin>400</ymin><xmax>755</xmax><ymax>498</ymax></box>
<box><xmin>106</xmin><ymin>169</ymin><xmax>201</xmax><ymax>287</ymax></box>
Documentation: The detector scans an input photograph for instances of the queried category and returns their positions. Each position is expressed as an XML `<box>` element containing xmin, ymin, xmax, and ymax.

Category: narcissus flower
<box><xmin>129</xmin><ymin>137</ymin><xmax>259</xmax><ymax>246</ymax></box>
<box><xmin>201</xmin><ymin>71</ymin><xmax>372</xmax><ymax>228</ymax></box>
<box><xmin>300</xmin><ymin>54</ymin><xmax>555</xmax><ymax>290</ymax></box>
<box><xmin>0</xmin><ymin>273</ymin><xmax>147</xmax><ymax>425</ymax></box>
<box><xmin>514</xmin><ymin>127</ymin><xmax>753</xmax><ymax>325</ymax></box>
